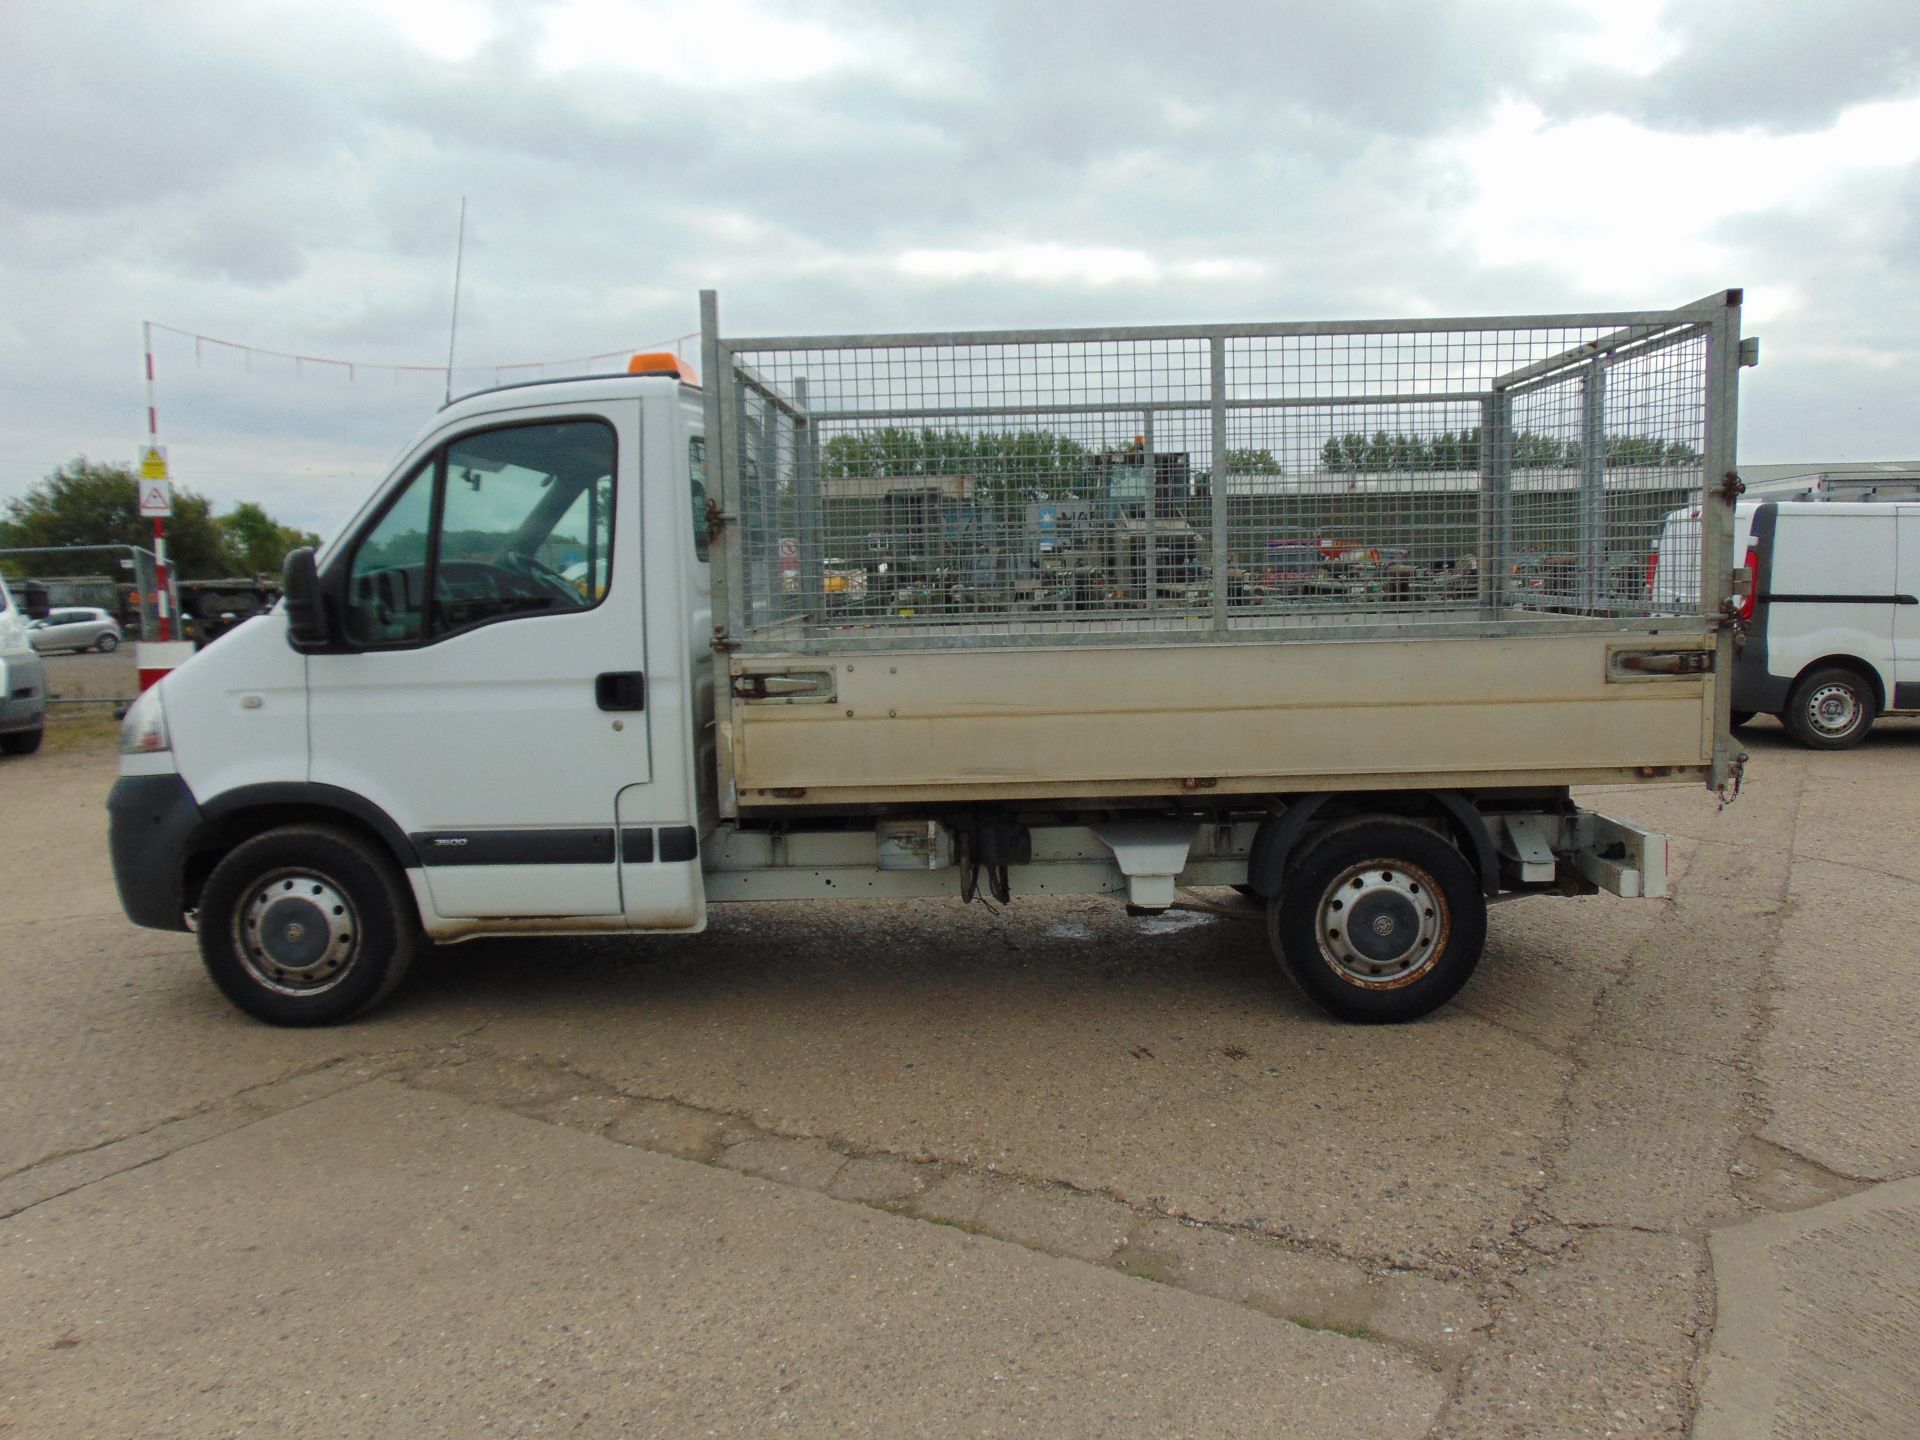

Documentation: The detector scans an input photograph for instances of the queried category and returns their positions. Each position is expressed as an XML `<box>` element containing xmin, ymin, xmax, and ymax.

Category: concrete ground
<box><xmin>3</xmin><ymin>681</ymin><xmax>1918</xmax><ymax>1436</ymax></box>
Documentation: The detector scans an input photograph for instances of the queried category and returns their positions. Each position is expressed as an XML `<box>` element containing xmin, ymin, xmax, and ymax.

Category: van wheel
<box><xmin>1268</xmin><ymin>820</ymin><xmax>1486</xmax><ymax>1023</ymax></box>
<box><xmin>1782</xmin><ymin>667</ymin><xmax>1876</xmax><ymax>750</ymax></box>
<box><xmin>0</xmin><ymin>726</ymin><xmax>43</xmax><ymax>756</ymax></box>
<box><xmin>197</xmin><ymin>826</ymin><xmax>418</xmax><ymax>1026</ymax></box>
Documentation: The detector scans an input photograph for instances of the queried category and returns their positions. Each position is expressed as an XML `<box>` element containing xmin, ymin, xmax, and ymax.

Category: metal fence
<box><xmin>706</xmin><ymin>291</ymin><xmax>1740</xmax><ymax>652</ymax></box>
<box><xmin>0</xmin><ymin>545</ymin><xmax>167</xmax><ymax>637</ymax></box>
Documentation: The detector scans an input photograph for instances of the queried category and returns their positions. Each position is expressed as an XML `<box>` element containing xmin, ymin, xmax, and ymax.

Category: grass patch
<box><xmin>1289</xmin><ymin>1316</ymin><xmax>1370</xmax><ymax>1340</ymax></box>
<box><xmin>1111</xmin><ymin>1254</ymin><xmax>1181</xmax><ymax>1286</ymax></box>
<box><xmin>43</xmin><ymin>711</ymin><xmax>122</xmax><ymax>755</ymax></box>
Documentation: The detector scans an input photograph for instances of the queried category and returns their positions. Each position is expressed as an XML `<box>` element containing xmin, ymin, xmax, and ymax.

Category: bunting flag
<box><xmin>146</xmin><ymin>321</ymin><xmax>699</xmax><ymax>388</ymax></box>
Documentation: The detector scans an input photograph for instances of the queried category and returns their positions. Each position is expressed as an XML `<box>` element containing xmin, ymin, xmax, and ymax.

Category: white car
<box><xmin>29</xmin><ymin>606</ymin><xmax>124</xmax><ymax>654</ymax></box>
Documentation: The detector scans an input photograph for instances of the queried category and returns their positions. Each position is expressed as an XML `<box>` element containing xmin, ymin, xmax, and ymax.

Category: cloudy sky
<box><xmin>2</xmin><ymin>0</ymin><xmax>1917</xmax><ymax>537</ymax></box>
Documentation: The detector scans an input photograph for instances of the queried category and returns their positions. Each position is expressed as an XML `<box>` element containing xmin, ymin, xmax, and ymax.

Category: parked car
<box><xmin>0</xmin><ymin>575</ymin><xmax>48</xmax><ymax>754</ymax></box>
<box><xmin>29</xmin><ymin>606</ymin><xmax>124</xmax><ymax>654</ymax></box>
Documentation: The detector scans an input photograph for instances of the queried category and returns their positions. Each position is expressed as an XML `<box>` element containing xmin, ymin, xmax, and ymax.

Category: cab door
<box><xmin>306</xmin><ymin>405</ymin><xmax>644</xmax><ymax>918</ymax></box>
<box><xmin>615</xmin><ymin>398</ymin><xmax>709</xmax><ymax>932</ymax></box>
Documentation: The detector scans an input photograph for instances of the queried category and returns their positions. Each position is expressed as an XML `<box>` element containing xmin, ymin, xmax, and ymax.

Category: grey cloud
<box><xmin>954</xmin><ymin>0</ymin><xmax>1547</xmax><ymax>138</ymax></box>
<box><xmin>0</xmin><ymin>8</ymin><xmax>337</xmax><ymax>212</ymax></box>
<box><xmin>1548</xmin><ymin>0</ymin><xmax>1920</xmax><ymax>133</ymax></box>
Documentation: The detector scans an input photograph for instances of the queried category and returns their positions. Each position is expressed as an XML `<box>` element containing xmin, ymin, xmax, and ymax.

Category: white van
<box><xmin>1655</xmin><ymin>498</ymin><xmax>1920</xmax><ymax>746</ymax></box>
<box><xmin>1732</xmin><ymin>501</ymin><xmax>1920</xmax><ymax>747</ymax></box>
<box><xmin>0</xmin><ymin>575</ymin><xmax>49</xmax><ymax>755</ymax></box>
<box><xmin>1646</xmin><ymin>502</ymin><xmax>1758</xmax><ymax>613</ymax></box>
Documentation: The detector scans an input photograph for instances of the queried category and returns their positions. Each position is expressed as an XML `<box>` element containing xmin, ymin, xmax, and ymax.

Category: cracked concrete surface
<box><xmin>3</xmin><ymin>715</ymin><xmax>1919</xmax><ymax>1434</ymax></box>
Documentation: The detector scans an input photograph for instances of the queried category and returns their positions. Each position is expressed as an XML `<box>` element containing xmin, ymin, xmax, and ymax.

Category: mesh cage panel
<box><xmin>716</xmin><ymin>308</ymin><xmax>1719</xmax><ymax>652</ymax></box>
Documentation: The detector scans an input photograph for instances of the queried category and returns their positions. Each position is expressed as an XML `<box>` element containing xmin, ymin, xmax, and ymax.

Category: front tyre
<box><xmin>197</xmin><ymin>826</ymin><xmax>418</xmax><ymax>1025</ymax></box>
<box><xmin>1782</xmin><ymin>666</ymin><xmax>1875</xmax><ymax>749</ymax></box>
<box><xmin>1269</xmin><ymin>820</ymin><xmax>1486</xmax><ymax>1023</ymax></box>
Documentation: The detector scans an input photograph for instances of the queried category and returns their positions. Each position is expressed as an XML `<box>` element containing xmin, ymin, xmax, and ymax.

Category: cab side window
<box><xmin>689</xmin><ymin>435</ymin><xmax>711</xmax><ymax>563</ymax></box>
<box><xmin>346</xmin><ymin>459</ymin><xmax>434</xmax><ymax>645</ymax></box>
<box><xmin>341</xmin><ymin>419</ymin><xmax>617</xmax><ymax>648</ymax></box>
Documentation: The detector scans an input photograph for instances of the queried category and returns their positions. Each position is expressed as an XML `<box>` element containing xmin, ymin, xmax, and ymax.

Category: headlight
<box><xmin>119</xmin><ymin>687</ymin><xmax>171</xmax><ymax>754</ymax></box>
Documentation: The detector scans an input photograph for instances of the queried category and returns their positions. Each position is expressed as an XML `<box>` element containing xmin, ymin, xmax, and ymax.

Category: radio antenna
<box><xmin>444</xmin><ymin>196</ymin><xmax>468</xmax><ymax>405</ymax></box>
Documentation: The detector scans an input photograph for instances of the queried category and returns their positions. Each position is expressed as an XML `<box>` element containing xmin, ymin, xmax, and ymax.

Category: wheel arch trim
<box><xmin>198</xmin><ymin>784</ymin><xmax>422</xmax><ymax>873</ymax></box>
<box><xmin>1791</xmin><ymin>655</ymin><xmax>1886</xmax><ymax>709</ymax></box>
<box><xmin>1246</xmin><ymin>790</ymin><xmax>1500</xmax><ymax>900</ymax></box>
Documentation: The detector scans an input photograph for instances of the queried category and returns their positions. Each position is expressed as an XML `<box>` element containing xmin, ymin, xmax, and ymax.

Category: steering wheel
<box><xmin>503</xmin><ymin>549</ymin><xmax>581</xmax><ymax>599</ymax></box>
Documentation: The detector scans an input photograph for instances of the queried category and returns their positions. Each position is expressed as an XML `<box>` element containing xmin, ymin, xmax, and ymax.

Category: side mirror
<box><xmin>22</xmin><ymin>581</ymin><xmax>50</xmax><ymax>620</ymax></box>
<box><xmin>282</xmin><ymin>548</ymin><xmax>330</xmax><ymax>650</ymax></box>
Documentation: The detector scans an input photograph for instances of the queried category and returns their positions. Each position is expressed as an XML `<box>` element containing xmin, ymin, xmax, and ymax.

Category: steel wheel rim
<box><xmin>1805</xmin><ymin>682</ymin><xmax>1862</xmax><ymax>739</ymax></box>
<box><xmin>1313</xmin><ymin>859</ymin><xmax>1449</xmax><ymax>989</ymax></box>
<box><xmin>234</xmin><ymin>868</ymin><xmax>361</xmax><ymax>997</ymax></box>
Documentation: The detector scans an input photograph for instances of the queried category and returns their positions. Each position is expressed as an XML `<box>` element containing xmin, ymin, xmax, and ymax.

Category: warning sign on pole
<box><xmin>138</xmin><ymin>444</ymin><xmax>169</xmax><ymax>481</ymax></box>
<box><xmin>139</xmin><ymin>479</ymin><xmax>173</xmax><ymax>517</ymax></box>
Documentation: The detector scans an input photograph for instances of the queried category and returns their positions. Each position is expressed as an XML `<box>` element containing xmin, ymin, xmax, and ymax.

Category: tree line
<box><xmin>0</xmin><ymin>458</ymin><xmax>322</xmax><ymax>580</ymax></box>
<box><xmin>1318</xmin><ymin>430</ymin><xmax>1700</xmax><ymax>473</ymax></box>
<box><xmin>816</xmin><ymin>426</ymin><xmax>1700</xmax><ymax>487</ymax></box>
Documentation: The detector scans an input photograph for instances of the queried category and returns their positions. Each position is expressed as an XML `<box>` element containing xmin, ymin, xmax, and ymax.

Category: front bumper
<box><xmin>107</xmin><ymin>772</ymin><xmax>204</xmax><ymax>931</ymax></box>
<box><xmin>0</xmin><ymin>652</ymin><xmax>45</xmax><ymax>732</ymax></box>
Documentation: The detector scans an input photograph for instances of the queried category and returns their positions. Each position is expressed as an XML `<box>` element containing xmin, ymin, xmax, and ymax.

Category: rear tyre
<box><xmin>1782</xmin><ymin>667</ymin><xmax>1875</xmax><ymax>750</ymax></box>
<box><xmin>95</xmin><ymin>633</ymin><xmax>120</xmax><ymax>652</ymax></box>
<box><xmin>1268</xmin><ymin>820</ymin><xmax>1486</xmax><ymax>1024</ymax></box>
<box><xmin>197</xmin><ymin>825</ymin><xmax>418</xmax><ymax>1025</ymax></box>
<box><xmin>0</xmin><ymin>726</ymin><xmax>43</xmax><ymax>756</ymax></box>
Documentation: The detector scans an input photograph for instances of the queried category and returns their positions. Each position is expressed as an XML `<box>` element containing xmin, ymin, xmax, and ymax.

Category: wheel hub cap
<box><xmin>1316</xmin><ymin>863</ymin><xmax>1446</xmax><ymax>988</ymax></box>
<box><xmin>1809</xmin><ymin>684</ymin><xmax>1858</xmax><ymax>734</ymax></box>
<box><xmin>238</xmin><ymin>873</ymin><xmax>358</xmax><ymax>994</ymax></box>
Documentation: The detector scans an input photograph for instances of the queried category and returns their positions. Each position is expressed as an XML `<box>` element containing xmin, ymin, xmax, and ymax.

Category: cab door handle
<box><xmin>595</xmin><ymin>671</ymin><xmax>646</xmax><ymax>711</ymax></box>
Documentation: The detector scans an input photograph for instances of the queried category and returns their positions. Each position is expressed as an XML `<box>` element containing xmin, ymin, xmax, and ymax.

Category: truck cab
<box><xmin>109</xmin><ymin>359</ymin><xmax>718</xmax><ymax>1022</ymax></box>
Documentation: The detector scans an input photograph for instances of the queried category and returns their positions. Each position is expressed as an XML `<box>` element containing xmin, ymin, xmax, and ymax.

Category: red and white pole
<box><xmin>144</xmin><ymin>324</ymin><xmax>172</xmax><ymax>644</ymax></box>
<box><xmin>136</xmin><ymin>322</ymin><xmax>192</xmax><ymax>692</ymax></box>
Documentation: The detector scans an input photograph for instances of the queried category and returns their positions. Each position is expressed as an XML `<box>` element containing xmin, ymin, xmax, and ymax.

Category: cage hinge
<box><xmin>711</xmin><ymin>627</ymin><xmax>740</xmax><ymax>653</ymax></box>
<box><xmin>1715</xmin><ymin>599</ymin><xmax>1749</xmax><ymax>646</ymax></box>
<box><xmin>705</xmin><ymin>497</ymin><xmax>734</xmax><ymax>534</ymax></box>
<box><xmin>1718</xmin><ymin>471</ymin><xmax>1745</xmax><ymax>502</ymax></box>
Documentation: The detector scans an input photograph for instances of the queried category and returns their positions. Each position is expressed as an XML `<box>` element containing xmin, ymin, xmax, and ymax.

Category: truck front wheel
<box><xmin>1268</xmin><ymin>820</ymin><xmax>1486</xmax><ymax>1023</ymax></box>
<box><xmin>197</xmin><ymin>826</ymin><xmax>419</xmax><ymax>1026</ymax></box>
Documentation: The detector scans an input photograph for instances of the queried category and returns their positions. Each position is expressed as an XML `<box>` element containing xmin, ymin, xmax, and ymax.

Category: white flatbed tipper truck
<box><xmin>108</xmin><ymin>289</ymin><xmax>1752</xmax><ymax>1024</ymax></box>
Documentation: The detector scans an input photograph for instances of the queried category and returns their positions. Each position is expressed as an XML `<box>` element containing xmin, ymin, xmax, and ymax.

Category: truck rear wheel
<box><xmin>1268</xmin><ymin>820</ymin><xmax>1486</xmax><ymax>1023</ymax></box>
<box><xmin>1782</xmin><ymin>666</ymin><xmax>1875</xmax><ymax>749</ymax></box>
<box><xmin>197</xmin><ymin>825</ymin><xmax>418</xmax><ymax>1026</ymax></box>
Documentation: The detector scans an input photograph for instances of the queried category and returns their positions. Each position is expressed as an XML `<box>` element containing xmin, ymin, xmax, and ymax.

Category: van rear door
<box><xmin>1896</xmin><ymin>505</ymin><xmax>1920</xmax><ymax>710</ymax></box>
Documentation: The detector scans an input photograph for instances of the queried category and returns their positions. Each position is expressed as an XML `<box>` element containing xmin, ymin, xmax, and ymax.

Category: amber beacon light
<box><xmin>627</xmin><ymin>352</ymin><xmax>697</xmax><ymax>384</ymax></box>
